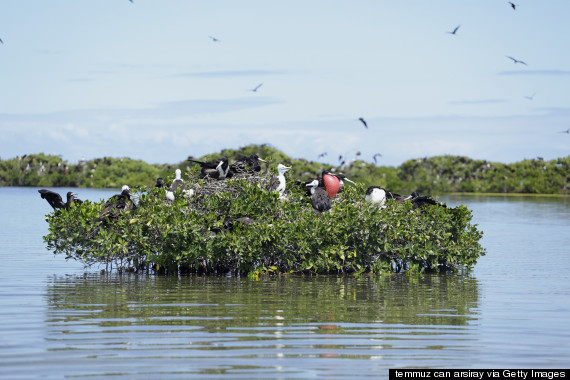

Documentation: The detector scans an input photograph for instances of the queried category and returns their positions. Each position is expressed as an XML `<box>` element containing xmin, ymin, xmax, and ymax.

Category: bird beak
<box><xmin>258</xmin><ymin>158</ymin><xmax>267</xmax><ymax>163</ymax></box>
<box><xmin>216</xmin><ymin>161</ymin><xmax>223</xmax><ymax>169</ymax></box>
<box><xmin>344</xmin><ymin>178</ymin><xmax>355</xmax><ymax>184</ymax></box>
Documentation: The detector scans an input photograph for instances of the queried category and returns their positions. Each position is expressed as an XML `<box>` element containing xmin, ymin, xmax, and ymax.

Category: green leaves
<box><xmin>43</xmin><ymin>173</ymin><xmax>486</xmax><ymax>275</ymax></box>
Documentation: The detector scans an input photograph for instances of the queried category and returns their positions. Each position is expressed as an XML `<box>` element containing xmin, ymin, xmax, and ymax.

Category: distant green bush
<box><xmin>2</xmin><ymin>146</ymin><xmax>568</xmax><ymax>194</ymax></box>
<box><xmin>43</xmin><ymin>171</ymin><xmax>485</xmax><ymax>276</ymax></box>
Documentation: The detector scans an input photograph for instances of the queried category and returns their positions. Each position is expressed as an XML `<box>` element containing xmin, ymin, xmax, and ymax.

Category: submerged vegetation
<box><xmin>44</xmin><ymin>169</ymin><xmax>485</xmax><ymax>276</ymax></box>
<box><xmin>2</xmin><ymin>146</ymin><xmax>569</xmax><ymax>194</ymax></box>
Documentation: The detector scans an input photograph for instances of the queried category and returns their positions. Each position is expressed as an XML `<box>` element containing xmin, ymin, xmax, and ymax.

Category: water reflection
<box><xmin>42</xmin><ymin>273</ymin><xmax>479</xmax><ymax>377</ymax></box>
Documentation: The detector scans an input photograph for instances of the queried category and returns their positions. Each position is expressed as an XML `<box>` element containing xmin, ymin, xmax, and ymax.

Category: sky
<box><xmin>1</xmin><ymin>0</ymin><xmax>569</xmax><ymax>167</ymax></box>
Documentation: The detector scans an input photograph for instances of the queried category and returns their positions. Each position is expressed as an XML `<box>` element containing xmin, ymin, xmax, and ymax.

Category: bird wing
<box><xmin>359</xmin><ymin>118</ymin><xmax>368</xmax><ymax>128</ymax></box>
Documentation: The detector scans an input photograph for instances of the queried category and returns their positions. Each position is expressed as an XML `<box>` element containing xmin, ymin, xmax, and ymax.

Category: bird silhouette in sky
<box><xmin>558</xmin><ymin>128</ymin><xmax>570</xmax><ymax>134</ymax></box>
<box><xmin>447</xmin><ymin>25</ymin><xmax>460</xmax><ymax>35</ymax></box>
<box><xmin>358</xmin><ymin>117</ymin><xmax>368</xmax><ymax>129</ymax></box>
<box><xmin>129</xmin><ymin>0</ymin><xmax>133</xmax><ymax>3</ymax></box>
<box><xmin>249</xmin><ymin>83</ymin><xmax>263</xmax><ymax>92</ymax></box>
<box><xmin>508</xmin><ymin>2</ymin><xmax>517</xmax><ymax>10</ymax></box>
<box><xmin>506</xmin><ymin>56</ymin><xmax>527</xmax><ymax>65</ymax></box>
<box><xmin>0</xmin><ymin>38</ymin><xmax>3</xmax><ymax>44</ymax></box>
<box><xmin>524</xmin><ymin>92</ymin><xmax>537</xmax><ymax>100</ymax></box>
<box><xmin>373</xmin><ymin>153</ymin><xmax>383</xmax><ymax>164</ymax></box>
<box><xmin>208</xmin><ymin>36</ymin><xmax>219</xmax><ymax>42</ymax></box>
<box><xmin>318</xmin><ymin>152</ymin><xmax>327</xmax><ymax>159</ymax></box>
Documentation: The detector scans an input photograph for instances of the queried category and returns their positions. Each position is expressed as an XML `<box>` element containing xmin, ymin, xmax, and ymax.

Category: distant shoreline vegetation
<box><xmin>1</xmin><ymin>145</ymin><xmax>568</xmax><ymax>195</ymax></box>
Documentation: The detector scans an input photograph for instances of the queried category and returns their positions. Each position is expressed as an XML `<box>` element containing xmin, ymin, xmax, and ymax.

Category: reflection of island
<box><xmin>46</xmin><ymin>273</ymin><xmax>479</xmax><ymax>329</ymax></box>
<box><xmin>43</xmin><ymin>273</ymin><xmax>480</xmax><ymax>377</ymax></box>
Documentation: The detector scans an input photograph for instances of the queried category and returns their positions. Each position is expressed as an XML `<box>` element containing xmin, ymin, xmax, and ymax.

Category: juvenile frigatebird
<box><xmin>365</xmin><ymin>186</ymin><xmax>388</xmax><ymax>207</ymax></box>
<box><xmin>306</xmin><ymin>179</ymin><xmax>332</xmax><ymax>212</ymax></box>
<box><xmin>166</xmin><ymin>169</ymin><xmax>194</xmax><ymax>201</ymax></box>
<box><xmin>269</xmin><ymin>163</ymin><xmax>292</xmax><ymax>197</ymax></box>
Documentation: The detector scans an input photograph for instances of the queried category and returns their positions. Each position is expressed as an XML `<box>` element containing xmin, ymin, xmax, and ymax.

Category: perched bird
<box><xmin>208</xmin><ymin>36</ymin><xmax>219</xmax><ymax>42</ymax></box>
<box><xmin>38</xmin><ymin>190</ymin><xmax>81</xmax><ymax>210</ymax></box>
<box><xmin>249</xmin><ymin>83</ymin><xmax>263</xmax><ymax>92</ymax></box>
<box><xmin>406</xmin><ymin>192</ymin><xmax>446</xmax><ymax>209</ymax></box>
<box><xmin>506</xmin><ymin>56</ymin><xmax>527</xmax><ymax>65</ymax></box>
<box><xmin>306</xmin><ymin>179</ymin><xmax>332</xmax><ymax>212</ymax></box>
<box><xmin>269</xmin><ymin>163</ymin><xmax>292</xmax><ymax>196</ymax></box>
<box><xmin>373</xmin><ymin>153</ymin><xmax>382</xmax><ymax>164</ymax></box>
<box><xmin>321</xmin><ymin>170</ymin><xmax>341</xmax><ymax>198</ymax></box>
<box><xmin>358</xmin><ymin>117</ymin><xmax>368</xmax><ymax>128</ymax></box>
<box><xmin>154</xmin><ymin>177</ymin><xmax>164</xmax><ymax>188</ymax></box>
<box><xmin>330</xmin><ymin>173</ymin><xmax>355</xmax><ymax>194</ymax></box>
<box><xmin>166</xmin><ymin>169</ymin><xmax>194</xmax><ymax>201</ymax></box>
<box><xmin>188</xmin><ymin>156</ymin><xmax>230</xmax><ymax>179</ymax></box>
<box><xmin>447</xmin><ymin>25</ymin><xmax>460</xmax><ymax>35</ymax></box>
<box><xmin>94</xmin><ymin>185</ymin><xmax>136</xmax><ymax>223</ymax></box>
<box><xmin>365</xmin><ymin>186</ymin><xmax>388</xmax><ymax>207</ymax></box>
<box><xmin>228</xmin><ymin>154</ymin><xmax>267</xmax><ymax>175</ymax></box>
<box><xmin>508</xmin><ymin>2</ymin><xmax>516</xmax><ymax>10</ymax></box>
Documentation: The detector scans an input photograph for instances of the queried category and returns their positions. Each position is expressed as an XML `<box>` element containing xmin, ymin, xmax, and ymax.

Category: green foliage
<box><xmin>2</xmin><ymin>147</ymin><xmax>568</xmax><ymax>194</ymax></box>
<box><xmin>44</xmin><ymin>171</ymin><xmax>485</xmax><ymax>276</ymax></box>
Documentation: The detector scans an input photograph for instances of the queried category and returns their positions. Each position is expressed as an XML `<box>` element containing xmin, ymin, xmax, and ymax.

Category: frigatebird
<box><xmin>306</xmin><ymin>179</ymin><xmax>332</xmax><ymax>212</ymax></box>
<box><xmin>208</xmin><ymin>36</ymin><xmax>219</xmax><ymax>42</ymax></box>
<box><xmin>508</xmin><ymin>2</ymin><xmax>516</xmax><ymax>10</ymax></box>
<box><xmin>228</xmin><ymin>154</ymin><xmax>267</xmax><ymax>176</ymax></box>
<box><xmin>330</xmin><ymin>173</ymin><xmax>355</xmax><ymax>194</ymax></box>
<box><xmin>358</xmin><ymin>117</ymin><xmax>368</xmax><ymax>128</ymax></box>
<box><xmin>188</xmin><ymin>156</ymin><xmax>230</xmax><ymax>179</ymax></box>
<box><xmin>558</xmin><ymin>128</ymin><xmax>570</xmax><ymax>134</ymax></box>
<box><xmin>249</xmin><ymin>83</ymin><xmax>263</xmax><ymax>92</ymax></box>
<box><xmin>373</xmin><ymin>153</ymin><xmax>382</xmax><ymax>164</ymax></box>
<box><xmin>269</xmin><ymin>163</ymin><xmax>292</xmax><ymax>196</ymax></box>
<box><xmin>93</xmin><ymin>185</ymin><xmax>135</xmax><ymax>223</ymax></box>
<box><xmin>365</xmin><ymin>186</ymin><xmax>388</xmax><ymax>207</ymax></box>
<box><xmin>38</xmin><ymin>189</ymin><xmax>81</xmax><ymax>210</ymax></box>
<box><xmin>506</xmin><ymin>56</ymin><xmax>527</xmax><ymax>65</ymax></box>
<box><xmin>524</xmin><ymin>92</ymin><xmax>537</xmax><ymax>100</ymax></box>
<box><xmin>447</xmin><ymin>25</ymin><xmax>460</xmax><ymax>35</ymax></box>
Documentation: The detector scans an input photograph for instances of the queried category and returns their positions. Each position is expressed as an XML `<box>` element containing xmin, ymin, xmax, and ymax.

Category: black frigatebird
<box><xmin>188</xmin><ymin>156</ymin><xmax>230</xmax><ymax>179</ymax></box>
<box><xmin>358</xmin><ymin>117</ymin><xmax>368</xmax><ymax>128</ymax></box>
<box><xmin>506</xmin><ymin>56</ymin><xmax>527</xmax><ymax>65</ymax></box>
<box><xmin>249</xmin><ymin>83</ymin><xmax>263</xmax><ymax>92</ymax></box>
<box><xmin>39</xmin><ymin>189</ymin><xmax>82</xmax><ymax>210</ymax></box>
<box><xmin>228</xmin><ymin>154</ymin><xmax>267</xmax><ymax>176</ymax></box>
<box><xmin>508</xmin><ymin>2</ymin><xmax>517</xmax><ymax>10</ymax></box>
<box><xmin>447</xmin><ymin>25</ymin><xmax>460</xmax><ymax>35</ymax></box>
<box><xmin>373</xmin><ymin>153</ymin><xmax>382</xmax><ymax>164</ymax></box>
<box><xmin>306</xmin><ymin>179</ymin><xmax>332</xmax><ymax>212</ymax></box>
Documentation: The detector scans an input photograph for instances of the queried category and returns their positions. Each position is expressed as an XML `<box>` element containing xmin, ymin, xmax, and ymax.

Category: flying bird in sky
<box><xmin>318</xmin><ymin>152</ymin><xmax>327</xmax><ymax>159</ymax></box>
<box><xmin>508</xmin><ymin>2</ymin><xmax>517</xmax><ymax>10</ymax></box>
<box><xmin>0</xmin><ymin>38</ymin><xmax>3</xmax><ymax>44</ymax></box>
<box><xmin>506</xmin><ymin>56</ymin><xmax>527</xmax><ymax>65</ymax></box>
<box><xmin>373</xmin><ymin>153</ymin><xmax>382</xmax><ymax>164</ymax></box>
<box><xmin>208</xmin><ymin>36</ymin><xmax>219</xmax><ymax>42</ymax></box>
<box><xmin>249</xmin><ymin>83</ymin><xmax>263</xmax><ymax>92</ymax></box>
<box><xmin>358</xmin><ymin>117</ymin><xmax>368</xmax><ymax>128</ymax></box>
<box><xmin>558</xmin><ymin>128</ymin><xmax>570</xmax><ymax>134</ymax></box>
<box><xmin>524</xmin><ymin>92</ymin><xmax>537</xmax><ymax>100</ymax></box>
<box><xmin>447</xmin><ymin>25</ymin><xmax>460</xmax><ymax>35</ymax></box>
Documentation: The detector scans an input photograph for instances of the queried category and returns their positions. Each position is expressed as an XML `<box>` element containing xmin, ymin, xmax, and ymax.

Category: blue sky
<box><xmin>1</xmin><ymin>0</ymin><xmax>569</xmax><ymax>167</ymax></box>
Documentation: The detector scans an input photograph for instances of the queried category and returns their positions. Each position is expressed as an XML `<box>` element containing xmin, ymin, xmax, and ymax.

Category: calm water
<box><xmin>0</xmin><ymin>187</ymin><xmax>569</xmax><ymax>379</ymax></box>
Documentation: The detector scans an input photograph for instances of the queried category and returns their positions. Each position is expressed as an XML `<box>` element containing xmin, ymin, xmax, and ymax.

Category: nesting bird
<box><xmin>365</xmin><ymin>186</ymin><xmax>389</xmax><ymax>207</ymax></box>
<box><xmin>188</xmin><ymin>156</ymin><xmax>230</xmax><ymax>179</ymax></box>
<box><xmin>306</xmin><ymin>179</ymin><xmax>332</xmax><ymax>212</ymax></box>
<box><xmin>228</xmin><ymin>154</ymin><xmax>267</xmax><ymax>176</ymax></box>
<box><xmin>330</xmin><ymin>173</ymin><xmax>355</xmax><ymax>194</ymax></box>
<box><xmin>269</xmin><ymin>163</ymin><xmax>292</xmax><ymax>197</ymax></box>
<box><xmin>94</xmin><ymin>185</ymin><xmax>136</xmax><ymax>223</ymax></box>
<box><xmin>165</xmin><ymin>169</ymin><xmax>194</xmax><ymax>201</ymax></box>
<box><xmin>321</xmin><ymin>170</ymin><xmax>341</xmax><ymax>198</ymax></box>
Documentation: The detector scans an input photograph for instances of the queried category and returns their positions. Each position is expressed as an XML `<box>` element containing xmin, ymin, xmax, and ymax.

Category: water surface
<box><xmin>0</xmin><ymin>188</ymin><xmax>568</xmax><ymax>378</ymax></box>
